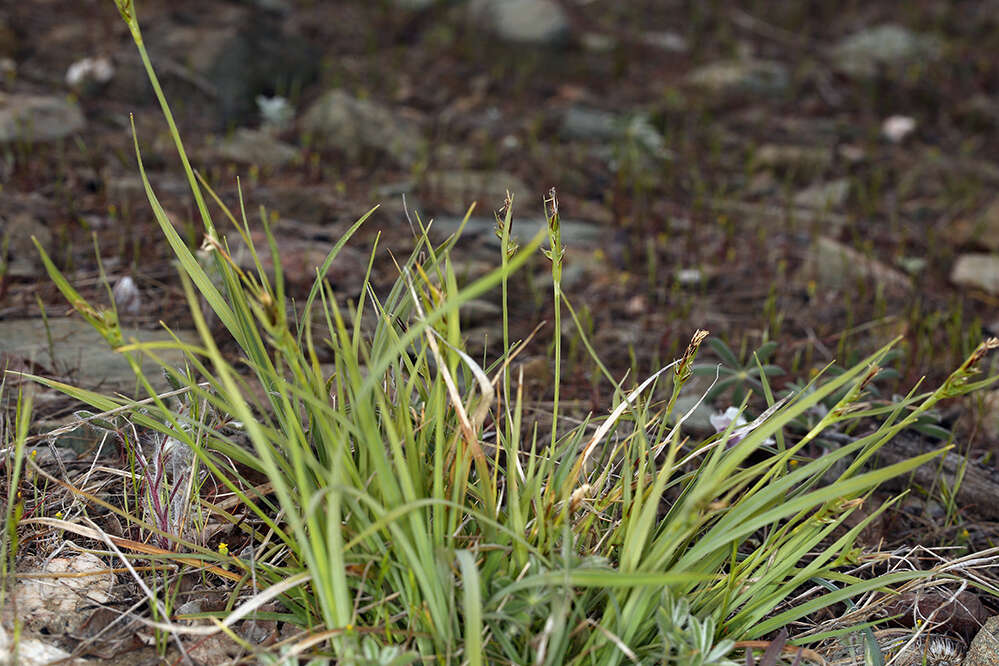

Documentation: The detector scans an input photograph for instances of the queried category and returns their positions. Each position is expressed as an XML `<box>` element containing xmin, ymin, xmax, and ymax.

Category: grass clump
<box><xmin>7</xmin><ymin>2</ymin><xmax>999</xmax><ymax>664</ymax></box>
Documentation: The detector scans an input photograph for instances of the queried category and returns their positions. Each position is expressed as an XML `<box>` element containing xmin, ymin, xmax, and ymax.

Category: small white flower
<box><xmin>882</xmin><ymin>115</ymin><xmax>916</xmax><ymax>143</ymax></box>
<box><xmin>710</xmin><ymin>406</ymin><xmax>747</xmax><ymax>433</ymax></box>
<box><xmin>711</xmin><ymin>405</ymin><xmax>778</xmax><ymax>447</ymax></box>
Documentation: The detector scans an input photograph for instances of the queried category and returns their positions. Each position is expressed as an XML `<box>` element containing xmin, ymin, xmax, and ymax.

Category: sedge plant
<box><xmin>11</xmin><ymin>1</ymin><xmax>999</xmax><ymax>664</ymax></box>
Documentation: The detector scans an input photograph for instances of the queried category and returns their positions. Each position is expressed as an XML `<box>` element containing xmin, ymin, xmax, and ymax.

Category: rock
<box><xmin>461</xmin><ymin>299</ymin><xmax>502</xmax><ymax>326</ymax></box>
<box><xmin>685</xmin><ymin>59</ymin><xmax>790</xmax><ymax>98</ymax></box>
<box><xmin>560</xmin><ymin>106</ymin><xmax>617</xmax><ymax>140</ymax></box>
<box><xmin>0</xmin><ymin>624</ymin><xmax>79</xmax><ymax>666</ymax></box>
<box><xmin>882</xmin><ymin>115</ymin><xmax>917</xmax><ymax>143</ymax></box>
<box><xmin>468</xmin><ymin>0</ymin><xmax>572</xmax><ymax>46</ymax></box>
<box><xmin>1</xmin><ymin>211</ymin><xmax>51</xmax><ymax>279</ymax></box>
<box><xmin>954</xmin><ymin>197</ymin><xmax>999</xmax><ymax>251</ymax></box>
<box><xmin>0</xmin><ymin>318</ymin><xmax>201</xmax><ymax>392</ymax></box>
<box><xmin>560</xmin><ymin>106</ymin><xmax>669</xmax><ymax>158</ymax></box>
<box><xmin>0</xmin><ymin>57</ymin><xmax>15</xmax><ymax>84</ymax></box>
<box><xmin>211</xmin><ymin>127</ymin><xmax>299</xmax><ymax>169</ymax></box>
<box><xmin>671</xmin><ymin>393</ymin><xmax>715</xmax><ymax>437</ymax></box>
<box><xmin>391</xmin><ymin>0</ymin><xmax>439</xmax><ymax>8</ymax></box>
<box><xmin>951</xmin><ymin>254</ymin><xmax>999</xmax><ymax>294</ymax></box>
<box><xmin>113</xmin><ymin>6</ymin><xmax>318</xmax><ymax>127</ymax></box>
<box><xmin>793</xmin><ymin>179</ymin><xmax>851</xmax><ymax>209</ymax></box>
<box><xmin>641</xmin><ymin>30</ymin><xmax>689</xmax><ymax>53</ymax></box>
<box><xmin>965</xmin><ymin>616</ymin><xmax>999</xmax><ymax>666</ymax></box>
<box><xmin>235</xmin><ymin>229</ymin><xmax>368</xmax><ymax>292</ymax></box>
<box><xmin>580</xmin><ymin>32</ymin><xmax>615</xmax><ymax>53</ymax></box>
<box><xmin>301</xmin><ymin>90</ymin><xmax>426</xmax><ymax>167</ymax></box>
<box><xmin>0</xmin><ymin>93</ymin><xmax>84</xmax><ymax>143</ymax></box>
<box><xmin>423</xmin><ymin>169</ymin><xmax>529</xmax><ymax>208</ymax></box>
<box><xmin>13</xmin><ymin>552</ymin><xmax>113</xmax><ymax>635</ymax></box>
<box><xmin>830</xmin><ymin>23</ymin><xmax>942</xmax><ymax>78</ymax></box>
<box><xmin>800</xmin><ymin>236</ymin><xmax>911</xmax><ymax>292</ymax></box>
<box><xmin>755</xmin><ymin>143</ymin><xmax>832</xmax><ymax>169</ymax></box>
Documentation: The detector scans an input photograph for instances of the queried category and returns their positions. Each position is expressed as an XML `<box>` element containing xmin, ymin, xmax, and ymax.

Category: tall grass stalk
<box><xmin>543</xmin><ymin>188</ymin><xmax>565</xmax><ymax>453</ymax></box>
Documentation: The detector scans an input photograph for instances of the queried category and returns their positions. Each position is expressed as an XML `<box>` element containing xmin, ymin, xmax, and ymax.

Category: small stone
<box><xmin>460</xmin><ymin>299</ymin><xmax>502</xmax><ymax>326</ymax></box>
<box><xmin>676</xmin><ymin>268</ymin><xmax>703</xmax><ymax>285</ymax></box>
<box><xmin>0</xmin><ymin>318</ymin><xmax>201</xmax><ymax>392</ymax></box>
<box><xmin>0</xmin><ymin>624</ymin><xmax>76</xmax><ymax>666</ymax></box>
<box><xmin>964</xmin><ymin>616</ymin><xmax>999</xmax><ymax>666</ymax></box>
<box><xmin>14</xmin><ymin>553</ymin><xmax>113</xmax><ymax>634</ymax></box>
<box><xmin>238</xmin><ymin>229</ymin><xmax>369</xmax><ymax>292</ymax></box>
<box><xmin>951</xmin><ymin>254</ymin><xmax>999</xmax><ymax>294</ymax></box>
<box><xmin>560</xmin><ymin>106</ymin><xmax>670</xmax><ymax>159</ymax></box>
<box><xmin>300</xmin><ymin>90</ymin><xmax>426</xmax><ymax>167</ymax></box>
<box><xmin>793</xmin><ymin>179</ymin><xmax>851</xmax><ymax>209</ymax></box>
<box><xmin>641</xmin><ymin>30</ymin><xmax>689</xmax><ymax>53</ymax></box>
<box><xmin>212</xmin><ymin>127</ymin><xmax>299</xmax><ymax>169</ymax></box>
<box><xmin>390</xmin><ymin>0</ymin><xmax>438</xmax><ymax>8</ymax></box>
<box><xmin>755</xmin><ymin>143</ymin><xmax>832</xmax><ymax>169</ymax></box>
<box><xmin>671</xmin><ymin>393</ymin><xmax>715</xmax><ymax>437</ymax></box>
<box><xmin>468</xmin><ymin>0</ymin><xmax>571</xmax><ymax>46</ymax></box>
<box><xmin>956</xmin><ymin>197</ymin><xmax>999</xmax><ymax>251</ymax></box>
<box><xmin>685</xmin><ymin>59</ymin><xmax>790</xmax><ymax>98</ymax></box>
<box><xmin>1</xmin><ymin>212</ymin><xmax>51</xmax><ymax>279</ymax></box>
<box><xmin>801</xmin><ymin>236</ymin><xmax>911</xmax><ymax>292</ymax></box>
<box><xmin>830</xmin><ymin>23</ymin><xmax>942</xmax><ymax>78</ymax></box>
<box><xmin>423</xmin><ymin>169</ymin><xmax>529</xmax><ymax>208</ymax></box>
<box><xmin>882</xmin><ymin>115</ymin><xmax>917</xmax><ymax>143</ymax></box>
<box><xmin>0</xmin><ymin>93</ymin><xmax>84</xmax><ymax>143</ymax></box>
<box><xmin>581</xmin><ymin>32</ymin><xmax>616</xmax><ymax>53</ymax></box>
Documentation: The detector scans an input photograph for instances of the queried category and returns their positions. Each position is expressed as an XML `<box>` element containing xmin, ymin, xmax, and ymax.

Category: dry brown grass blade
<box><xmin>734</xmin><ymin>639</ymin><xmax>826</xmax><ymax>665</ymax></box>
<box><xmin>22</xmin><ymin>517</ymin><xmax>243</xmax><ymax>582</ymax></box>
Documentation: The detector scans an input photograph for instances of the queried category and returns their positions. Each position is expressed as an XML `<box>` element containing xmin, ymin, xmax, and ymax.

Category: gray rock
<box><xmin>301</xmin><ymin>90</ymin><xmax>427</xmax><ymax>167</ymax></box>
<box><xmin>561</xmin><ymin>107</ymin><xmax>670</xmax><ymax>163</ymax></box>
<box><xmin>685</xmin><ymin>59</ymin><xmax>790</xmax><ymax>98</ymax></box>
<box><xmin>460</xmin><ymin>299</ymin><xmax>502</xmax><ymax>326</ymax></box>
<box><xmin>641</xmin><ymin>31</ymin><xmax>689</xmax><ymax>53</ymax></box>
<box><xmin>423</xmin><ymin>169</ymin><xmax>529</xmax><ymax>207</ymax></box>
<box><xmin>0</xmin><ymin>318</ymin><xmax>201</xmax><ymax>392</ymax></box>
<box><xmin>670</xmin><ymin>393</ymin><xmax>715</xmax><ymax>437</ymax></box>
<box><xmin>800</xmin><ymin>236</ymin><xmax>911</xmax><ymax>292</ymax></box>
<box><xmin>560</xmin><ymin>106</ymin><xmax>619</xmax><ymax>141</ymax></box>
<box><xmin>211</xmin><ymin>127</ymin><xmax>299</xmax><ymax>169</ymax></box>
<box><xmin>468</xmin><ymin>0</ymin><xmax>571</xmax><ymax>46</ymax></box>
<box><xmin>956</xmin><ymin>197</ymin><xmax>999</xmax><ymax>251</ymax></box>
<box><xmin>964</xmin><ymin>616</ymin><xmax>999</xmax><ymax>666</ymax></box>
<box><xmin>1</xmin><ymin>211</ymin><xmax>51</xmax><ymax>278</ymax></box>
<box><xmin>755</xmin><ymin>143</ymin><xmax>832</xmax><ymax>169</ymax></box>
<box><xmin>830</xmin><ymin>23</ymin><xmax>942</xmax><ymax>78</ymax></box>
<box><xmin>793</xmin><ymin>179</ymin><xmax>851</xmax><ymax>209</ymax></box>
<box><xmin>390</xmin><ymin>0</ymin><xmax>440</xmax><ymax>8</ymax></box>
<box><xmin>951</xmin><ymin>254</ymin><xmax>999</xmax><ymax>295</ymax></box>
<box><xmin>114</xmin><ymin>7</ymin><xmax>318</xmax><ymax>128</ymax></box>
<box><xmin>0</xmin><ymin>93</ymin><xmax>84</xmax><ymax>143</ymax></box>
<box><xmin>580</xmin><ymin>32</ymin><xmax>616</xmax><ymax>53</ymax></box>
